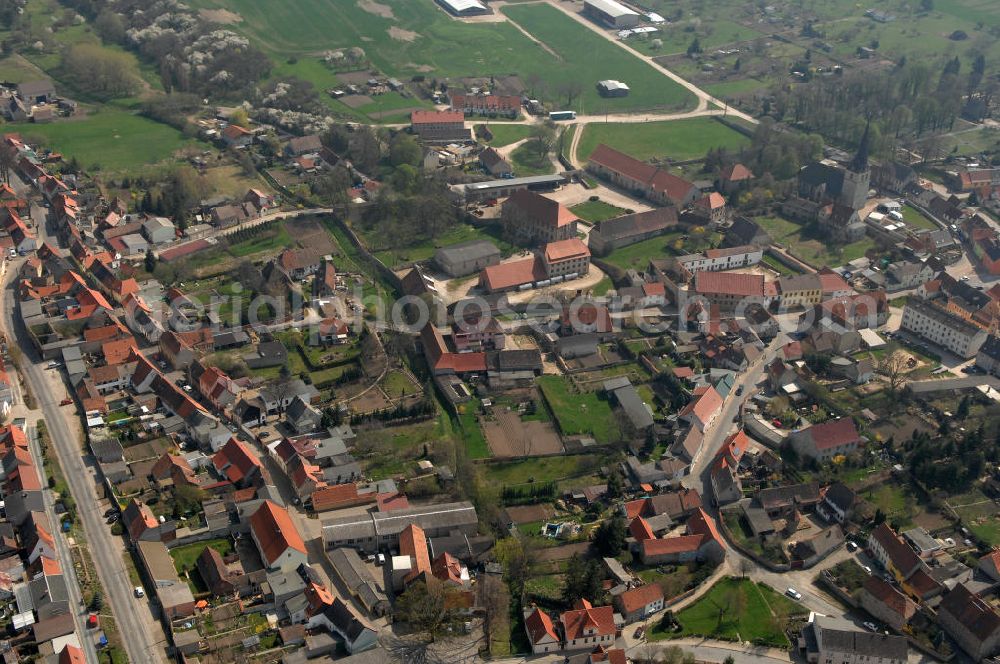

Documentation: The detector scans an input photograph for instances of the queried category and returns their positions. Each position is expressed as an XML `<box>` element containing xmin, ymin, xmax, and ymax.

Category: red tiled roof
<box><xmin>678</xmin><ymin>385</ymin><xmax>722</xmax><ymax>424</ymax></box>
<box><xmin>102</xmin><ymin>338</ymin><xmax>138</xmax><ymax>366</ymax></box>
<box><xmin>431</xmin><ymin>552</ymin><xmax>465</xmax><ymax>585</ymax></box>
<box><xmin>544</xmin><ymin>238</ymin><xmax>590</xmax><ymax>263</ymax></box>
<box><xmin>450</xmin><ymin>93</ymin><xmax>520</xmax><ymax>112</ymax></box>
<box><xmin>250</xmin><ymin>500</ymin><xmax>306</xmax><ymax>566</ymax></box>
<box><xmin>212</xmin><ymin>438</ymin><xmax>263</xmax><ymax>485</ymax></box>
<box><xmin>561</xmin><ymin>599</ymin><xmax>616</xmax><ymax>641</ymax></box>
<box><xmin>505</xmin><ymin>189</ymin><xmax>578</xmax><ymax>229</ymax></box>
<box><xmin>618</xmin><ymin>583</ymin><xmax>663</xmax><ymax>614</ymax></box>
<box><xmin>525</xmin><ymin>607</ymin><xmax>558</xmax><ymax>645</ymax></box>
<box><xmin>641</xmin><ymin>534</ymin><xmax>704</xmax><ymax>556</ymax></box>
<box><xmin>399</xmin><ymin>524</ymin><xmax>431</xmax><ymax>584</ymax></box>
<box><xmin>687</xmin><ymin>507</ymin><xmax>725</xmax><ymax>552</ymax></box>
<box><xmin>480</xmin><ymin>256</ymin><xmax>546</xmax><ymax>292</ymax></box>
<box><xmin>863</xmin><ymin>576</ymin><xmax>914</xmax><ymax>618</ymax></box>
<box><xmin>411</xmin><ymin>110</ymin><xmax>464</xmax><ymax>125</ymax></box>
<box><xmin>695</xmin><ymin>271</ymin><xmax>765</xmax><ymax>297</ymax></box>
<box><xmin>696</xmin><ymin>192</ymin><xmax>726</xmax><ymax>210</ymax></box>
<box><xmin>58</xmin><ymin>645</ymin><xmax>85</xmax><ymax>664</ymax></box>
<box><xmin>721</xmin><ymin>163</ymin><xmax>754</xmax><ymax>182</ymax></box>
<box><xmin>629</xmin><ymin>516</ymin><xmax>655</xmax><ymax>541</ymax></box>
<box><xmin>804</xmin><ymin>418</ymin><xmax>861</xmax><ymax>451</ymax></box>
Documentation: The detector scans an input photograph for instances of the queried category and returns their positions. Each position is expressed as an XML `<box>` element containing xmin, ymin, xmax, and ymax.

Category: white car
<box><xmin>134</xmin><ymin>586</ymin><xmax>145</xmax><ymax>598</ymax></box>
<box><xmin>785</xmin><ymin>587</ymin><xmax>802</xmax><ymax>601</ymax></box>
<box><xmin>863</xmin><ymin>622</ymin><xmax>878</xmax><ymax>632</ymax></box>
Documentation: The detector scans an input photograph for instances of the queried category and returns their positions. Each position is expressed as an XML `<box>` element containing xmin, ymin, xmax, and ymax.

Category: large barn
<box><xmin>436</xmin><ymin>0</ymin><xmax>491</xmax><ymax>17</ymax></box>
<box><xmin>583</xmin><ymin>0</ymin><xmax>640</xmax><ymax>28</ymax></box>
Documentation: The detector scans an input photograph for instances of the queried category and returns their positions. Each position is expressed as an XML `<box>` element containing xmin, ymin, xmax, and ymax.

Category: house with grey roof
<box><xmin>801</xmin><ymin>614</ymin><xmax>907</xmax><ymax>664</ymax></box>
<box><xmin>604</xmin><ymin>377</ymin><xmax>654</xmax><ymax>433</ymax></box>
<box><xmin>434</xmin><ymin>240</ymin><xmax>501</xmax><ymax>277</ymax></box>
<box><xmin>286</xmin><ymin>395</ymin><xmax>322</xmax><ymax>434</ymax></box>
<box><xmin>327</xmin><ymin>548</ymin><xmax>390</xmax><ymax>617</ymax></box>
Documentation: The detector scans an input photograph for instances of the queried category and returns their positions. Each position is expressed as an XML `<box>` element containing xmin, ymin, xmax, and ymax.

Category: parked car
<box><xmin>785</xmin><ymin>588</ymin><xmax>802</xmax><ymax>600</ymax></box>
<box><xmin>863</xmin><ymin>622</ymin><xmax>878</xmax><ymax>632</ymax></box>
<box><xmin>633</xmin><ymin>625</ymin><xmax>645</xmax><ymax>639</ymax></box>
<box><xmin>103</xmin><ymin>507</ymin><xmax>118</xmax><ymax>518</ymax></box>
<box><xmin>59</xmin><ymin>398</ymin><xmax>72</xmax><ymax>406</ymax></box>
<box><xmin>846</xmin><ymin>541</ymin><xmax>859</xmax><ymax>552</ymax></box>
<box><xmin>134</xmin><ymin>586</ymin><xmax>144</xmax><ymax>598</ymax></box>
<box><xmin>106</xmin><ymin>514</ymin><xmax>119</xmax><ymax>525</ymax></box>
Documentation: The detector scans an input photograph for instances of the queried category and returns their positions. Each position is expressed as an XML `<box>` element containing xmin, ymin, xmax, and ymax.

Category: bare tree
<box><xmin>878</xmin><ymin>350</ymin><xmax>909</xmax><ymax>395</ymax></box>
<box><xmin>560</xmin><ymin>81</ymin><xmax>583</xmax><ymax>109</ymax></box>
<box><xmin>738</xmin><ymin>556</ymin><xmax>754</xmax><ymax>579</ymax></box>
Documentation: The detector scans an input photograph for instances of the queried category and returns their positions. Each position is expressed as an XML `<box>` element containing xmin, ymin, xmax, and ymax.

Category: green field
<box><xmin>502</xmin><ymin>4</ymin><xmax>695</xmax><ymax>113</ymax></box>
<box><xmin>570</xmin><ymin>199</ymin><xmax>628</xmax><ymax>223</ymax></box>
<box><xmin>510</xmin><ymin>143</ymin><xmax>557</xmax><ymax>177</ymax></box>
<box><xmin>900</xmin><ymin>204</ymin><xmax>937</xmax><ymax>231</ymax></box>
<box><xmin>537</xmin><ymin>376</ymin><xmax>621</xmax><ymax>444</ymax></box>
<box><xmin>169</xmin><ymin>539</ymin><xmax>234</xmax><ymax>573</ymax></box>
<box><xmin>487</xmin><ymin>454</ymin><xmax>602</xmax><ymax>488</ymax></box>
<box><xmin>650</xmin><ymin>577</ymin><xmax>805</xmax><ymax>646</ymax></box>
<box><xmin>578</xmin><ymin>117</ymin><xmax>750</xmax><ymax>163</ymax></box>
<box><xmin>5</xmin><ymin>109</ymin><xmax>198</xmax><ymax>172</ymax></box>
<box><xmin>755</xmin><ymin>215</ymin><xmax>874</xmax><ymax>269</ymax></box>
<box><xmin>601</xmin><ymin>231</ymin><xmax>685</xmax><ymax>271</ymax></box>
<box><xmin>480</xmin><ymin>123</ymin><xmax>535</xmax><ymax>148</ymax></box>
<box><xmin>188</xmin><ymin>0</ymin><xmax>693</xmax><ymax>114</ymax></box>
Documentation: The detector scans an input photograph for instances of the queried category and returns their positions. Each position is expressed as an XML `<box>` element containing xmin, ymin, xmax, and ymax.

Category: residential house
<box><xmin>788</xmin><ymin>419</ymin><xmax>863</xmax><ymax>462</ymax></box>
<box><xmin>479</xmin><ymin>147</ymin><xmax>512</xmax><ymax>177</ymax></box>
<box><xmin>901</xmin><ymin>297</ymin><xmax>989</xmax><ymax>359</ymax></box>
<box><xmin>561</xmin><ymin>599</ymin><xmax>616</xmax><ymax>651</ymax></box>
<box><xmin>859</xmin><ymin>576</ymin><xmax>917</xmax><ymax>631</ymax></box>
<box><xmin>937</xmin><ymin>583</ymin><xmax>1000</xmax><ymax>661</ymax></box>
<box><xmin>718</xmin><ymin>163</ymin><xmax>754</xmax><ymax>193</ymax></box>
<box><xmin>778</xmin><ymin>274</ymin><xmax>823</xmax><ymax>309</ymax></box>
<box><xmin>692</xmin><ymin>271</ymin><xmax>769</xmax><ymax>311</ymax></box>
<box><xmin>615</xmin><ymin>584</ymin><xmax>664</xmax><ymax>623</ymax></box>
<box><xmin>524</xmin><ymin>607</ymin><xmax>559</xmax><ymax>654</ymax></box>
<box><xmin>817</xmin><ymin>482</ymin><xmax>855</xmax><ymax>524</ymax></box>
<box><xmin>678</xmin><ymin>385</ymin><xmax>722</xmax><ymax>433</ymax></box>
<box><xmin>213</xmin><ymin>438</ymin><xmax>265</xmax><ymax>488</ymax></box>
<box><xmin>249</xmin><ymin>500</ymin><xmax>308</xmax><ymax>573</ymax></box>
<box><xmin>286</xmin><ymin>395</ymin><xmax>322</xmax><ymax>434</ymax></box>
<box><xmin>221</xmin><ymin>124</ymin><xmax>252</xmax><ymax>148</ymax></box>
<box><xmin>802</xmin><ymin>615</ymin><xmax>907</xmax><ymax>664</ymax></box>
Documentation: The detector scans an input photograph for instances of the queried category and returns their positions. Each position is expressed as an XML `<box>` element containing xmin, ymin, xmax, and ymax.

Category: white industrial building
<box><xmin>583</xmin><ymin>0</ymin><xmax>640</xmax><ymax>28</ymax></box>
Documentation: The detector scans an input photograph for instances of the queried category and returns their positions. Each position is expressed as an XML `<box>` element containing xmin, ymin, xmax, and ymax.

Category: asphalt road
<box><xmin>24</xmin><ymin>422</ymin><xmax>99</xmax><ymax>663</ymax></box>
<box><xmin>1</xmin><ymin>272</ymin><xmax>166</xmax><ymax>663</ymax></box>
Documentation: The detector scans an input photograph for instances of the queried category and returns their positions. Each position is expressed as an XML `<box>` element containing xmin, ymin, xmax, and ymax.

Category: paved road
<box><xmin>0</xmin><ymin>269</ymin><xmax>167</xmax><ymax>663</ymax></box>
<box><xmin>23</xmin><ymin>420</ymin><xmax>99</xmax><ymax>663</ymax></box>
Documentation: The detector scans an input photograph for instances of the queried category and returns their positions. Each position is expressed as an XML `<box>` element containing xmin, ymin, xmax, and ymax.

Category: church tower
<box><xmin>840</xmin><ymin>122</ymin><xmax>871</xmax><ymax>211</ymax></box>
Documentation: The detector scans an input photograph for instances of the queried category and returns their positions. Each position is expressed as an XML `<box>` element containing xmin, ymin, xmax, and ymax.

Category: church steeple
<box><xmin>849</xmin><ymin>120</ymin><xmax>871</xmax><ymax>173</ymax></box>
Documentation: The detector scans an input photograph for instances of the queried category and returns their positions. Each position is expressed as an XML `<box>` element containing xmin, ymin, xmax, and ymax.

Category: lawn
<box><xmin>456</xmin><ymin>400</ymin><xmax>490</xmax><ymax>460</ymax></box>
<box><xmin>601</xmin><ymin>231</ymin><xmax>686</xmax><ymax>271</ymax></box>
<box><xmin>169</xmin><ymin>539</ymin><xmax>234</xmax><ymax>574</ymax></box>
<box><xmin>381</xmin><ymin>370</ymin><xmax>420</xmax><ymax>398</ymax></box>
<box><xmin>369</xmin><ymin>222</ymin><xmax>516</xmax><ymax>267</ymax></box>
<box><xmin>5</xmin><ymin>109</ymin><xmax>198</xmax><ymax>172</ymax></box>
<box><xmin>570</xmin><ymin>199</ymin><xmax>628</xmax><ymax>223</ymax></box>
<box><xmin>502</xmin><ymin>4</ymin><xmax>696</xmax><ymax>113</ymax></box>
<box><xmin>486</xmin><ymin>454</ymin><xmax>602</xmax><ymax>487</ymax></box>
<box><xmin>900</xmin><ymin>204</ymin><xmax>937</xmax><ymax>231</ymax></box>
<box><xmin>650</xmin><ymin>577</ymin><xmax>804</xmax><ymax>647</ymax></box>
<box><xmin>480</xmin><ymin>123</ymin><xmax>535</xmax><ymax>148</ymax></box>
<box><xmin>577</xmin><ymin>117</ymin><xmax>750</xmax><ymax>163</ymax></box>
<box><xmin>509</xmin><ymin>142</ymin><xmax>556</xmax><ymax>177</ymax></box>
<box><xmin>858</xmin><ymin>482</ymin><xmax>920</xmax><ymax>529</ymax></box>
<box><xmin>189</xmin><ymin>0</ymin><xmax>694</xmax><ymax>114</ymax></box>
<box><xmin>537</xmin><ymin>376</ymin><xmax>621</xmax><ymax>444</ymax></box>
<box><xmin>755</xmin><ymin>215</ymin><xmax>874</xmax><ymax>269</ymax></box>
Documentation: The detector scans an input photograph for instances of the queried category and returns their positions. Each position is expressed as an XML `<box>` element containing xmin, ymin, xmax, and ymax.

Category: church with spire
<box><xmin>784</xmin><ymin>125</ymin><xmax>872</xmax><ymax>243</ymax></box>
